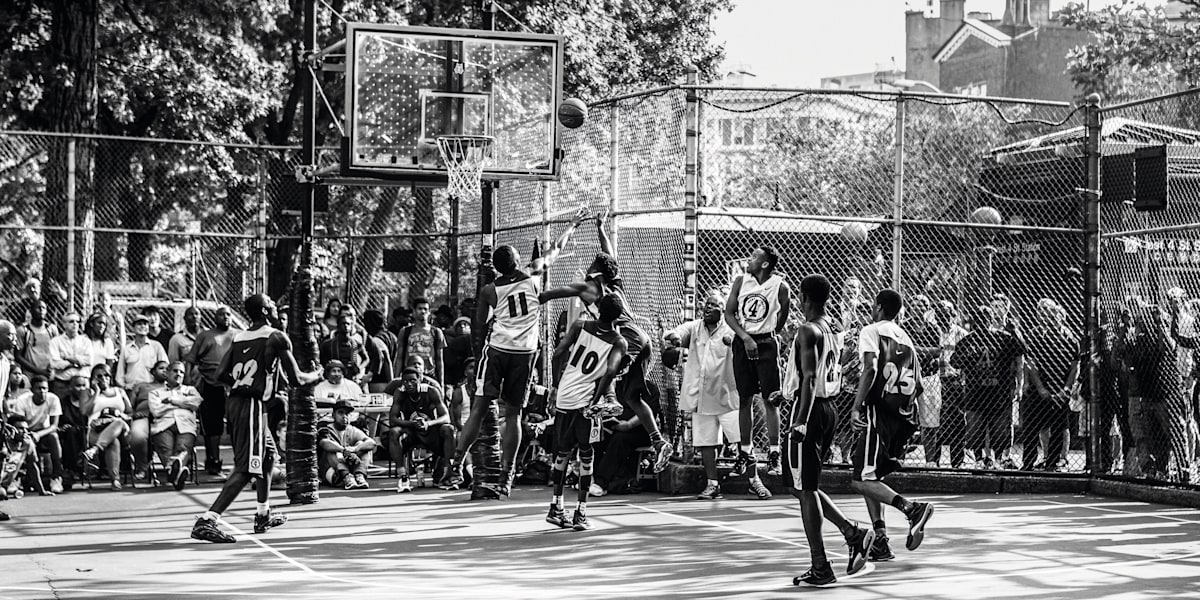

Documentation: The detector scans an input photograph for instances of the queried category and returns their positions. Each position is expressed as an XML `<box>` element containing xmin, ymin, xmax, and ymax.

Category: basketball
<box><xmin>970</xmin><ymin>206</ymin><xmax>1003</xmax><ymax>225</ymax></box>
<box><xmin>841</xmin><ymin>221</ymin><xmax>869</xmax><ymax>241</ymax></box>
<box><xmin>558</xmin><ymin>98</ymin><xmax>588</xmax><ymax>129</ymax></box>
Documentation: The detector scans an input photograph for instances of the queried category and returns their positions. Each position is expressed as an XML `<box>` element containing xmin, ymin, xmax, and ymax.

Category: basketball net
<box><xmin>436</xmin><ymin>135</ymin><xmax>494</xmax><ymax>198</ymax></box>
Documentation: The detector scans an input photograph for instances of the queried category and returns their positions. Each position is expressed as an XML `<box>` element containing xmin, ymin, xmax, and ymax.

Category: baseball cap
<box><xmin>325</xmin><ymin>360</ymin><xmax>346</xmax><ymax>373</ymax></box>
<box><xmin>131</xmin><ymin>313</ymin><xmax>150</xmax><ymax>324</ymax></box>
<box><xmin>332</xmin><ymin>399</ymin><xmax>355</xmax><ymax>414</ymax></box>
<box><xmin>452</xmin><ymin>316</ymin><xmax>471</xmax><ymax>329</ymax></box>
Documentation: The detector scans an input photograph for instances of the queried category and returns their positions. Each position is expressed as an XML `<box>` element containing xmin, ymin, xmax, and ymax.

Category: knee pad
<box><xmin>552</xmin><ymin>453</ymin><xmax>569</xmax><ymax>471</ymax></box>
<box><xmin>578</xmin><ymin>448</ymin><xmax>594</xmax><ymax>475</ymax></box>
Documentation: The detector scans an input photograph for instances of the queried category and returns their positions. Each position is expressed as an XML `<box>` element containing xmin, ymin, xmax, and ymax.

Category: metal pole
<box><xmin>609</xmin><ymin>104</ymin><xmax>620</xmax><ymax>253</ymax></box>
<box><xmin>66</xmin><ymin>138</ymin><xmax>77</xmax><ymax>312</ymax></box>
<box><xmin>682</xmin><ymin>66</ymin><xmax>700</xmax><ymax>323</ymax></box>
<box><xmin>256</xmin><ymin>156</ymin><xmax>268</xmax><ymax>294</ymax></box>
<box><xmin>449</xmin><ymin>195</ymin><xmax>460</xmax><ymax>309</ymax></box>
<box><xmin>1083</xmin><ymin>93</ymin><xmax>1103</xmax><ymax>474</ymax></box>
<box><xmin>892</xmin><ymin>94</ymin><xmax>905</xmax><ymax>292</ymax></box>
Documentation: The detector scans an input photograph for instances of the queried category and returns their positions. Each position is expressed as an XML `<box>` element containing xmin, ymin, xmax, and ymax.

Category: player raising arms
<box><xmin>439</xmin><ymin>207</ymin><xmax>588</xmax><ymax>496</ymax></box>
<box><xmin>191</xmin><ymin>294</ymin><xmax>322</xmax><ymax>544</ymax></box>
<box><xmin>849</xmin><ymin>289</ymin><xmax>935</xmax><ymax>559</ymax></box>
<box><xmin>545</xmin><ymin>293</ymin><xmax>628</xmax><ymax>531</ymax></box>
<box><xmin>787</xmin><ymin>274</ymin><xmax>875</xmax><ymax>586</ymax></box>
<box><xmin>538</xmin><ymin>211</ymin><xmax>672</xmax><ymax>473</ymax></box>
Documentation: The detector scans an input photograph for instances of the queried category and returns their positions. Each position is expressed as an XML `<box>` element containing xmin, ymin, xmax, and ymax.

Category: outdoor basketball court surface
<box><xmin>2</xmin><ymin>482</ymin><xmax>1199</xmax><ymax>599</ymax></box>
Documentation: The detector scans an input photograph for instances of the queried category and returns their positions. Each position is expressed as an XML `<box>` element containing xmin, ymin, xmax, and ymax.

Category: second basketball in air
<box><xmin>558</xmin><ymin>98</ymin><xmax>588</xmax><ymax>129</ymax></box>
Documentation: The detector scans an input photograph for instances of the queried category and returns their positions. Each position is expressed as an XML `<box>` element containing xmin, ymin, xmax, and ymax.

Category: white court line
<box><xmin>1038</xmin><ymin>499</ymin><xmax>1200</xmax><ymax>524</ymax></box>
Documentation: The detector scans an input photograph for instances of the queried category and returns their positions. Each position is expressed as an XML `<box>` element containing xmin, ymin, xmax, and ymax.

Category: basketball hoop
<box><xmin>436</xmin><ymin>135</ymin><xmax>494</xmax><ymax>198</ymax></box>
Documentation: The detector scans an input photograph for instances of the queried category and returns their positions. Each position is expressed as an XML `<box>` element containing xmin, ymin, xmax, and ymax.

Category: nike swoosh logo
<box><xmin>242</xmin><ymin>348</ymin><xmax>251</xmax><ymax>354</ymax></box>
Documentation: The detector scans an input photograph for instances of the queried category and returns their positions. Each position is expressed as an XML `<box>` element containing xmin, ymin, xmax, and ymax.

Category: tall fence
<box><xmin>4</xmin><ymin>85</ymin><xmax>1200</xmax><ymax>488</ymax></box>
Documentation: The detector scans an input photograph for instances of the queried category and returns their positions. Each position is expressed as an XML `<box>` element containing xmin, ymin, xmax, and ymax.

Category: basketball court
<box><xmin>2</xmin><ymin>483</ymin><xmax>1198</xmax><ymax>599</ymax></box>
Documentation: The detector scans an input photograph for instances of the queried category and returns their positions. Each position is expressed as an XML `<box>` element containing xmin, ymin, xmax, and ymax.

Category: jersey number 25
<box><xmin>882</xmin><ymin>362</ymin><xmax>915</xmax><ymax>395</ymax></box>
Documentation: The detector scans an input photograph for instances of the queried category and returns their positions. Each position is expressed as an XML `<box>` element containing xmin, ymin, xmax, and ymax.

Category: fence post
<box><xmin>449</xmin><ymin>195</ymin><xmax>460</xmax><ymax>310</ymax></box>
<box><xmin>609</xmin><ymin>103</ymin><xmax>620</xmax><ymax>251</ymax></box>
<box><xmin>682</xmin><ymin>67</ymin><xmax>700</xmax><ymax>323</ymax></box>
<box><xmin>256</xmin><ymin>155</ymin><xmax>268</xmax><ymax>295</ymax></box>
<box><xmin>1083</xmin><ymin>93</ymin><xmax>1103</xmax><ymax>474</ymax></box>
<box><xmin>66</xmin><ymin>138</ymin><xmax>77</xmax><ymax>312</ymax></box>
<box><xmin>891</xmin><ymin>94</ymin><xmax>906</xmax><ymax>292</ymax></box>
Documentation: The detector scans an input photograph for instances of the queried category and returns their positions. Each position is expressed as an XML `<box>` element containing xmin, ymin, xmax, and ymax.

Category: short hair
<box><xmin>152</xmin><ymin>360</ymin><xmax>168</xmax><ymax>370</ymax></box>
<box><xmin>587</xmin><ymin>253</ymin><xmax>620</xmax><ymax>282</ymax></box>
<box><xmin>493</xmin><ymin>245</ymin><xmax>519</xmax><ymax>275</ymax></box>
<box><xmin>167</xmin><ymin>360</ymin><xmax>186</xmax><ymax>370</ymax></box>
<box><xmin>402</xmin><ymin>367</ymin><xmax>421</xmax><ymax>378</ymax></box>
<box><xmin>876</xmin><ymin>289</ymin><xmax>903</xmax><ymax>320</ymax></box>
<box><xmin>363</xmin><ymin>310</ymin><xmax>385</xmax><ymax>331</ymax></box>
<box><xmin>411</xmin><ymin>297</ymin><xmax>429</xmax><ymax>309</ymax></box>
<box><xmin>29</xmin><ymin>374</ymin><xmax>48</xmax><ymax>387</ymax></box>
<box><xmin>799</xmin><ymin>274</ymin><xmax>831</xmax><ymax>307</ymax></box>
<box><xmin>245</xmin><ymin>293</ymin><xmax>269</xmax><ymax>318</ymax></box>
<box><xmin>597</xmin><ymin>293</ymin><xmax>624</xmax><ymax>322</ymax></box>
<box><xmin>758</xmin><ymin>245</ymin><xmax>780</xmax><ymax>271</ymax></box>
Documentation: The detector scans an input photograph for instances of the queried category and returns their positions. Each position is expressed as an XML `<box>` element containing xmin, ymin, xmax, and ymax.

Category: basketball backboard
<box><xmin>343</xmin><ymin>24</ymin><xmax>564</xmax><ymax>183</ymax></box>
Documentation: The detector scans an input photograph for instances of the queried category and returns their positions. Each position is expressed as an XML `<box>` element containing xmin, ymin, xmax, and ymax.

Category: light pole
<box><xmin>890</xmin><ymin>78</ymin><xmax>944</xmax><ymax>94</ymax></box>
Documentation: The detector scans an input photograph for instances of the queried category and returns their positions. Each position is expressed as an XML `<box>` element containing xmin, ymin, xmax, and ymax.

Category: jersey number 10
<box><xmin>569</xmin><ymin>345</ymin><xmax>601</xmax><ymax>375</ymax></box>
<box><xmin>507</xmin><ymin>292</ymin><xmax>530</xmax><ymax>318</ymax></box>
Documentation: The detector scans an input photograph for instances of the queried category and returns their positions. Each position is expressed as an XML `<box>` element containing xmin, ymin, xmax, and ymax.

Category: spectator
<box><xmin>388</xmin><ymin>306</ymin><xmax>413</xmax><ymax>338</ymax></box>
<box><xmin>395</xmin><ymin>297</ymin><xmax>445</xmax><ymax>385</ymax></box>
<box><xmin>373</xmin><ymin>309</ymin><xmax>398</xmax><ymax>357</ymax></box>
<box><xmin>117</xmin><ymin>313</ymin><xmax>168</xmax><ymax>390</ymax></box>
<box><xmin>951</xmin><ymin>305</ymin><xmax>1025</xmax><ymax>469</ymax></box>
<box><xmin>4</xmin><ymin>278</ymin><xmax>41</xmax><ymax>325</ymax></box>
<box><xmin>168</xmin><ymin>307</ymin><xmax>203</xmax><ymax>385</ymax></box>
<box><xmin>443</xmin><ymin>316</ymin><xmax>474</xmax><ymax>403</ymax></box>
<box><xmin>314</xmin><ymin>360</ymin><xmax>363</xmax><ymax>406</ymax></box>
<box><xmin>3</xmin><ymin>364</ymin><xmax>26</xmax><ymax>416</ymax></box>
<box><xmin>388</xmin><ymin>367</ymin><xmax>454</xmax><ymax>493</ymax></box>
<box><xmin>321</xmin><ymin>298</ymin><xmax>343</xmax><ymax>339</ymax></box>
<box><xmin>1096</xmin><ymin>304</ymin><xmax>1132</xmax><ymax>473</ymax></box>
<box><xmin>81</xmin><ymin>313</ymin><xmax>117</xmax><ymax>372</ymax></box>
<box><xmin>48</xmin><ymin>312</ymin><xmax>89</xmax><ymax>401</ymax></box>
<box><xmin>1129</xmin><ymin>298</ymin><xmax>1190</xmax><ymax>481</ymax></box>
<box><xmin>362</xmin><ymin>310</ymin><xmax>394</xmax><ymax>393</ymax></box>
<box><xmin>664</xmin><ymin>292</ymin><xmax>739</xmax><ymax>500</ymax></box>
<box><xmin>320</xmin><ymin>312</ymin><xmax>367</xmax><ymax>382</ymax></box>
<box><xmin>148</xmin><ymin>361</ymin><xmax>203</xmax><ymax>490</ymax></box>
<box><xmin>147</xmin><ymin>309</ymin><xmax>174</xmax><ymax>353</ymax></box>
<box><xmin>1</xmin><ymin>414</ymin><xmax>52</xmax><ymax>498</ymax></box>
<box><xmin>433</xmin><ymin>304</ymin><xmax>456</xmax><ymax>331</ymax></box>
<box><xmin>14</xmin><ymin>300</ymin><xmax>59</xmax><ymax>381</ymax></box>
<box><xmin>317</xmin><ymin>399</ymin><xmax>377</xmax><ymax>490</ymax></box>
<box><xmin>80</xmin><ymin>364</ymin><xmax>132</xmax><ymax>490</ymax></box>
<box><xmin>127</xmin><ymin>360</ymin><xmax>168</xmax><ymax>481</ymax></box>
<box><xmin>904</xmin><ymin>295</ymin><xmax>943</xmax><ymax>467</ymax></box>
<box><xmin>1021</xmin><ymin>299</ymin><xmax>1078</xmax><ymax>471</ymax></box>
<box><xmin>11</xmin><ymin>374</ymin><xmax>65</xmax><ymax>493</ymax></box>
<box><xmin>58</xmin><ymin>375</ymin><xmax>92</xmax><ymax>484</ymax></box>
<box><xmin>932</xmin><ymin>301</ymin><xmax>970</xmax><ymax>468</ymax></box>
<box><xmin>186</xmin><ymin>305</ymin><xmax>239</xmax><ymax>477</ymax></box>
<box><xmin>593</xmin><ymin>381</ymin><xmax>662</xmax><ymax>497</ymax></box>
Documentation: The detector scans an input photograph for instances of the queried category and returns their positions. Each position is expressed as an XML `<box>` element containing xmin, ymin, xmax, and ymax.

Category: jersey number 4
<box><xmin>231</xmin><ymin>360</ymin><xmax>258</xmax><ymax>388</ymax></box>
<box><xmin>569</xmin><ymin>345</ymin><xmax>601</xmax><ymax>375</ymax></box>
<box><xmin>882</xmin><ymin>362</ymin><xmax>915</xmax><ymax>395</ymax></box>
<box><xmin>506</xmin><ymin>292</ymin><xmax>530</xmax><ymax>318</ymax></box>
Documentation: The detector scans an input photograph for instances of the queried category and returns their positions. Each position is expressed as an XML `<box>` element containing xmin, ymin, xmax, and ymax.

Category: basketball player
<box><xmin>786</xmin><ymin>274</ymin><xmax>874</xmax><ymax>586</ymax></box>
<box><xmin>439</xmin><ymin>208</ymin><xmax>588</xmax><ymax>495</ymax></box>
<box><xmin>724</xmin><ymin>246</ymin><xmax>790</xmax><ymax>499</ymax></box>
<box><xmin>849</xmin><ymin>289</ymin><xmax>935</xmax><ymax>558</ymax></box>
<box><xmin>190</xmin><ymin>294</ymin><xmax>321</xmax><ymax>544</ymax></box>
<box><xmin>545</xmin><ymin>293</ymin><xmax>628</xmax><ymax>531</ymax></box>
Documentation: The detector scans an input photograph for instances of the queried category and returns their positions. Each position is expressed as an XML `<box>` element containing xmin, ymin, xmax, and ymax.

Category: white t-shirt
<box><xmin>314</xmin><ymin>379</ymin><xmax>364</xmax><ymax>405</ymax></box>
<box><xmin>13</xmin><ymin>392</ymin><xmax>62</xmax><ymax>430</ymax></box>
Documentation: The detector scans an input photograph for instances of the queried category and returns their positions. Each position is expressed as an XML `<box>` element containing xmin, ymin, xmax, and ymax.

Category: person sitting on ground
<box><xmin>388</xmin><ymin>366</ymin><xmax>454</xmax><ymax>493</ymax></box>
<box><xmin>80</xmin><ymin>364</ymin><xmax>132</xmax><ymax>490</ymax></box>
<box><xmin>314</xmin><ymin>360</ymin><xmax>364</xmax><ymax>407</ymax></box>
<box><xmin>318</xmin><ymin>399</ymin><xmax>377</xmax><ymax>490</ymax></box>
<box><xmin>10</xmin><ymin>374</ymin><xmax>65</xmax><ymax>493</ymax></box>
<box><xmin>0</xmin><ymin>414</ymin><xmax>52</xmax><ymax>498</ymax></box>
<box><xmin>148</xmin><ymin>361</ymin><xmax>203</xmax><ymax>490</ymax></box>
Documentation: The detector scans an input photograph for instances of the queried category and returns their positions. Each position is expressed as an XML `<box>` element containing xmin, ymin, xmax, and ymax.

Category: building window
<box><xmin>719</xmin><ymin>119</ymin><xmax>755</xmax><ymax>146</ymax></box>
<box><xmin>955</xmin><ymin>82</ymin><xmax>988</xmax><ymax>96</ymax></box>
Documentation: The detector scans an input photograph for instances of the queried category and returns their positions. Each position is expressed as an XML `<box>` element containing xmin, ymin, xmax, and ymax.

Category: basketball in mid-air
<box><xmin>841</xmin><ymin>221</ymin><xmax>869</xmax><ymax>241</ymax></box>
<box><xmin>970</xmin><ymin>206</ymin><xmax>1002</xmax><ymax>225</ymax></box>
<box><xmin>558</xmin><ymin>98</ymin><xmax>588</xmax><ymax>129</ymax></box>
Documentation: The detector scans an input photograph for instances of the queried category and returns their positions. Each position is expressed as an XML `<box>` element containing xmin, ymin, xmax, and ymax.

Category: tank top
<box><xmin>556</xmin><ymin>321</ymin><xmax>622</xmax><ymax>411</ymax></box>
<box><xmin>737</xmin><ymin>273</ymin><xmax>784</xmax><ymax>335</ymax></box>
<box><xmin>812</xmin><ymin>317</ymin><xmax>844</xmax><ymax>399</ymax></box>
<box><xmin>860</xmin><ymin>320</ymin><xmax>921</xmax><ymax>422</ymax></box>
<box><xmin>489</xmin><ymin>272</ymin><xmax>542</xmax><ymax>354</ymax></box>
<box><xmin>228</xmin><ymin>326</ymin><xmax>280</xmax><ymax>400</ymax></box>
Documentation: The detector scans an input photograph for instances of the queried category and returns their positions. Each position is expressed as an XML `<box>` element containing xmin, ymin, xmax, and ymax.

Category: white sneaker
<box><xmin>396</xmin><ymin>477</ymin><xmax>413</xmax><ymax>493</ymax></box>
<box><xmin>50</xmin><ymin>477</ymin><xmax>64</xmax><ymax>494</ymax></box>
<box><xmin>588</xmin><ymin>483</ymin><xmax>607</xmax><ymax>497</ymax></box>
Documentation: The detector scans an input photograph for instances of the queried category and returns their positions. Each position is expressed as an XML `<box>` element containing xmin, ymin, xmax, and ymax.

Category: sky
<box><xmin>712</xmin><ymin>0</ymin><xmax>1169</xmax><ymax>87</ymax></box>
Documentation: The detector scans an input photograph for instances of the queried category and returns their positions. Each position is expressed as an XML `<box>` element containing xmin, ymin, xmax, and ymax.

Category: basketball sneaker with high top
<box><xmin>191</xmin><ymin>518</ymin><xmax>235</xmax><ymax>543</ymax></box>
<box><xmin>869</xmin><ymin>534</ymin><xmax>895</xmax><ymax>561</ymax></box>
<box><xmin>905</xmin><ymin>502</ymin><xmax>934</xmax><ymax>550</ymax></box>
<box><xmin>546</xmin><ymin>504</ymin><xmax>568</xmax><ymax>528</ymax></box>
<box><xmin>697</xmin><ymin>482</ymin><xmax>722</xmax><ymax>500</ymax></box>
<box><xmin>747</xmin><ymin>477</ymin><xmax>772</xmax><ymax>500</ymax></box>
<box><xmin>844</xmin><ymin>525</ymin><xmax>875</xmax><ymax>575</ymax></box>
<box><xmin>571</xmin><ymin>508</ymin><xmax>592</xmax><ymax>531</ymax></box>
<box><xmin>766</xmin><ymin>450</ymin><xmax>782</xmax><ymax>476</ymax></box>
<box><xmin>253</xmin><ymin>511</ymin><xmax>288</xmax><ymax>534</ymax></box>
<box><xmin>793</xmin><ymin>565</ymin><xmax>836</xmax><ymax>586</ymax></box>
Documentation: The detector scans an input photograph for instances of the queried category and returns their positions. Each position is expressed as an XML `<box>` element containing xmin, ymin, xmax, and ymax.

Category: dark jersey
<box><xmin>859</xmin><ymin>320</ymin><xmax>922</xmax><ymax>426</ymax></box>
<box><xmin>950</xmin><ymin>328</ymin><xmax>1025</xmax><ymax>393</ymax></box>
<box><xmin>393</xmin><ymin>384</ymin><xmax>442</xmax><ymax>422</ymax></box>
<box><xmin>228</xmin><ymin>327</ymin><xmax>280</xmax><ymax>400</ymax></box>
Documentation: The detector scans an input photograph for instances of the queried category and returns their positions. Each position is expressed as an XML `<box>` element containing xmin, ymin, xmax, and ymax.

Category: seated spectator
<box><xmin>388</xmin><ymin>367</ymin><xmax>454</xmax><ymax>493</ymax></box>
<box><xmin>314</xmin><ymin>360</ymin><xmax>364</xmax><ymax>406</ymax></box>
<box><xmin>80</xmin><ymin>364</ymin><xmax>132</xmax><ymax>490</ymax></box>
<box><xmin>11</xmin><ymin>375</ymin><xmax>64</xmax><ymax>493</ymax></box>
<box><xmin>383</xmin><ymin>356</ymin><xmax>441</xmax><ymax>396</ymax></box>
<box><xmin>148</xmin><ymin>361</ymin><xmax>202</xmax><ymax>490</ymax></box>
<box><xmin>58</xmin><ymin>375</ymin><xmax>92</xmax><ymax>483</ymax></box>
<box><xmin>592</xmin><ymin>381</ymin><xmax>662</xmax><ymax>496</ymax></box>
<box><xmin>317</xmin><ymin>399</ymin><xmax>377</xmax><ymax>490</ymax></box>
<box><xmin>128</xmin><ymin>360</ymin><xmax>167</xmax><ymax>481</ymax></box>
<box><xmin>1</xmin><ymin>414</ymin><xmax>52</xmax><ymax>498</ymax></box>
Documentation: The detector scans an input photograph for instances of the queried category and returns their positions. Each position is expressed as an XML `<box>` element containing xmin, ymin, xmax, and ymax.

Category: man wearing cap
<box><xmin>314</xmin><ymin>360</ymin><xmax>364</xmax><ymax>406</ymax></box>
<box><xmin>389</xmin><ymin>366</ymin><xmax>454</xmax><ymax>493</ymax></box>
<box><xmin>318</xmin><ymin>399</ymin><xmax>376</xmax><ymax>490</ymax></box>
<box><xmin>117</xmin><ymin>312</ymin><xmax>168</xmax><ymax>480</ymax></box>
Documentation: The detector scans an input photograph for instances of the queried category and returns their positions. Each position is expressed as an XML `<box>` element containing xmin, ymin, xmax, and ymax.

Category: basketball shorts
<box><xmin>732</xmin><ymin>334</ymin><xmax>780</xmax><ymax>400</ymax></box>
<box><xmin>784</xmin><ymin>397</ymin><xmax>837</xmax><ymax>492</ymax></box>
<box><xmin>691</xmin><ymin>410</ymin><xmax>741</xmax><ymax>447</ymax></box>
<box><xmin>198</xmin><ymin>379</ymin><xmax>227</xmax><ymax>437</ymax></box>
<box><xmin>396</xmin><ymin>424</ymin><xmax>451</xmax><ymax>455</ymax></box>
<box><xmin>615</xmin><ymin>323</ymin><xmax>651</xmax><ymax>405</ymax></box>
<box><xmin>852</xmin><ymin>397</ymin><xmax>917</xmax><ymax>482</ymax></box>
<box><xmin>555</xmin><ymin>408</ymin><xmax>594</xmax><ymax>454</ymax></box>
<box><xmin>477</xmin><ymin>346</ymin><xmax>536</xmax><ymax>407</ymax></box>
<box><xmin>227</xmin><ymin>393</ymin><xmax>275</xmax><ymax>476</ymax></box>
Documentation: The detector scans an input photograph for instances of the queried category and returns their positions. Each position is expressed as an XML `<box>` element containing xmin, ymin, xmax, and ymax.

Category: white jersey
<box><xmin>812</xmin><ymin>317</ymin><xmax>844</xmax><ymax>399</ymax></box>
<box><xmin>736</xmin><ymin>273</ymin><xmax>785</xmax><ymax>335</ymax></box>
<box><xmin>489</xmin><ymin>273</ymin><xmax>542</xmax><ymax>354</ymax></box>
<box><xmin>556</xmin><ymin>322</ymin><xmax>621</xmax><ymax>411</ymax></box>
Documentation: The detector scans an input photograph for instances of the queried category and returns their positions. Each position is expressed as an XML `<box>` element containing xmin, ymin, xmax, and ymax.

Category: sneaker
<box><xmin>793</xmin><ymin>565</ymin><xmax>837</xmax><ymax>586</ymax></box>
<box><xmin>470</xmin><ymin>484</ymin><xmax>502</xmax><ymax>500</ymax></box>
<box><xmin>1000</xmin><ymin>457</ymin><xmax>1018</xmax><ymax>470</ymax></box>
<box><xmin>191</xmin><ymin>517</ymin><xmax>235</xmax><ymax>544</ymax></box>
<box><xmin>584</xmin><ymin>397</ymin><xmax>623</xmax><ymax>420</ymax></box>
<box><xmin>344</xmin><ymin>475</ymin><xmax>357</xmax><ymax>490</ymax></box>
<box><xmin>49</xmin><ymin>477</ymin><xmax>64</xmax><ymax>494</ymax></box>
<box><xmin>905</xmin><ymin>502</ymin><xmax>934</xmax><ymax>551</ymax></box>
<box><xmin>729</xmin><ymin>451</ymin><xmax>753</xmax><ymax>478</ymax></box>
<box><xmin>354</xmin><ymin>473</ymin><xmax>369</xmax><ymax>489</ymax></box>
<box><xmin>748</xmin><ymin>477</ymin><xmax>772</xmax><ymax>500</ymax></box>
<box><xmin>206</xmin><ymin>458</ymin><xmax>223</xmax><ymax>476</ymax></box>
<box><xmin>170</xmin><ymin>457</ymin><xmax>182</xmax><ymax>485</ymax></box>
<box><xmin>546</xmin><ymin>504</ymin><xmax>568</xmax><ymax>528</ymax></box>
<box><xmin>81</xmin><ymin>447</ymin><xmax>100</xmax><ymax>477</ymax></box>
<box><xmin>110</xmin><ymin>480</ymin><xmax>122</xmax><ymax>491</ymax></box>
<box><xmin>651</xmin><ymin>439</ymin><xmax>672</xmax><ymax>473</ymax></box>
<box><xmin>438</xmin><ymin>468</ymin><xmax>464</xmax><ymax>490</ymax></box>
<box><xmin>588</xmin><ymin>482</ymin><xmax>607</xmax><ymax>497</ymax></box>
<box><xmin>845</xmin><ymin>525</ymin><xmax>875</xmax><ymax>575</ymax></box>
<box><xmin>697</xmin><ymin>482</ymin><xmax>722</xmax><ymax>500</ymax></box>
<box><xmin>571</xmin><ymin>508</ymin><xmax>592</xmax><ymax>531</ymax></box>
<box><xmin>766</xmin><ymin>450</ymin><xmax>782</xmax><ymax>476</ymax></box>
<box><xmin>174</xmin><ymin>462</ymin><xmax>191</xmax><ymax>491</ymax></box>
<box><xmin>396</xmin><ymin>477</ymin><xmax>413</xmax><ymax>493</ymax></box>
<box><xmin>253</xmin><ymin>511</ymin><xmax>288</xmax><ymax>534</ymax></box>
<box><xmin>133</xmin><ymin>469</ymin><xmax>148</xmax><ymax>481</ymax></box>
<box><xmin>869</xmin><ymin>533</ymin><xmax>895</xmax><ymax>561</ymax></box>
<box><xmin>497</xmin><ymin>470</ymin><xmax>515</xmax><ymax>497</ymax></box>
<box><xmin>0</xmin><ymin>511</ymin><xmax>8</xmax><ymax>521</ymax></box>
